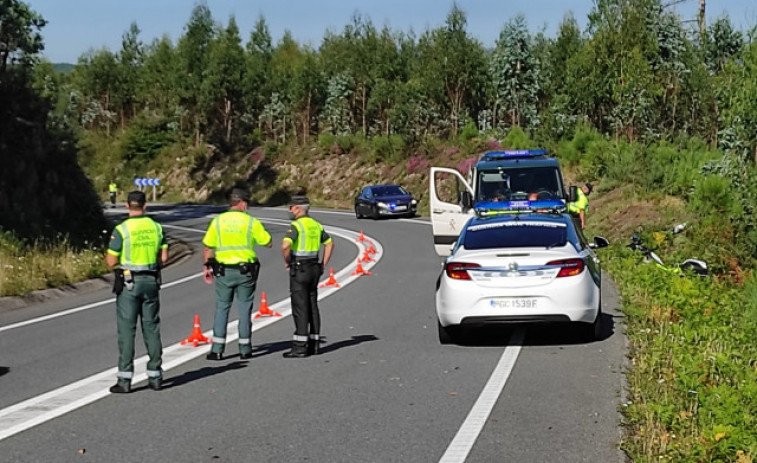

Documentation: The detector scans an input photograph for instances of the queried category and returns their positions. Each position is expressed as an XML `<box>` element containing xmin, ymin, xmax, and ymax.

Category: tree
<box><xmin>242</xmin><ymin>15</ymin><xmax>273</xmax><ymax>132</ymax></box>
<box><xmin>490</xmin><ymin>15</ymin><xmax>541</xmax><ymax>128</ymax></box>
<box><xmin>704</xmin><ymin>16</ymin><xmax>743</xmax><ymax>74</ymax></box>
<box><xmin>0</xmin><ymin>0</ymin><xmax>47</xmax><ymax>73</ymax></box>
<box><xmin>116</xmin><ymin>22</ymin><xmax>144</xmax><ymax>127</ymax></box>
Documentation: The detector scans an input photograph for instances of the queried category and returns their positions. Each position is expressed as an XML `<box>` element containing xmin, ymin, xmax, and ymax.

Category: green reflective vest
<box><xmin>568</xmin><ymin>189</ymin><xmax>589</xmax><ymax>215</ymax></box>
<box><xmin>109</xmin><ymin>183</ymin><xmax>117</xmax><ymax>193</ymax></box>
<box><xmin>290</xmin><ymin>217</ymin><xmax>325</xmax><ymax>257</ymax></box>
<box><xmin>202</xmin><ymin>211</ymin><xmax>271</xmax><ymax>264</ymax></box>
<box><xmin>113</xmin><ymin>217</ymin><xmax>165</xmax><ymax>271</ymax></box>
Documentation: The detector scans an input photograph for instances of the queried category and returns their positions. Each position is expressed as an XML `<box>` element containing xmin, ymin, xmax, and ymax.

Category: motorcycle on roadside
<box><xmin>626</xmin><ymin>223</ymin><xmax>708</xmax><ymax>277</ymax></box>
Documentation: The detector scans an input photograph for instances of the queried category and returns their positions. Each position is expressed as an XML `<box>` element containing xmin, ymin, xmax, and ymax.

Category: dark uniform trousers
<box><xmin>290</xmin><ymin>260</ymin><xmax>321</xmax><ymax>339</ymax></box>
<box><xmin>116</xmin><ymin>274</ymin><xmax>162</xmax><ymax>377</ymax></box>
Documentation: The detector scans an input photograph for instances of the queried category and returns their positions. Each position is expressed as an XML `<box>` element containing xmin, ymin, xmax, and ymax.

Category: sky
<box><xmin>25</xmin><ymin>0</ymin><xmax>757</xmax><ymax>64</ymax></box>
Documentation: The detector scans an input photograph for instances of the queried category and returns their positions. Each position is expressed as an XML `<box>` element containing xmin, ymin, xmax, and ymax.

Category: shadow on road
<box><xmin>251</xmin><ymin>334</ymin><xmax>379</xmax><ymax>357</ymax></box>
<box><xmin>0</xmin><ymin>366</ymin><xmax>9</xmax><ymax>377</ymax></box>
<box><xmin>156</xmin><ymin>361</ymin><xmax>249</xmax><ymax>391</ymax></box>
<box><xmin>455</xmin><ymin>313</ymin><xmax>617</xmax><ymax>347</ymax></box>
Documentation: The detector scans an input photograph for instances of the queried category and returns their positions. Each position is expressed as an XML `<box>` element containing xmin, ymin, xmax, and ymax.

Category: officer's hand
<box><xmin>203</xmin><ymin>267</ymin><xmax>214</xmax><ymax>285</ymax></box>
<box><xmin>284</xmin><ymin>263</ymin><xmax>290</xmax><ymax>270</ymax></box>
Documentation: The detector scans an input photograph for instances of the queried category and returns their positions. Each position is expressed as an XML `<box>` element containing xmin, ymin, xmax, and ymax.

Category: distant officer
<box><xmin>106</xmin><ymin>190</ymin><xmax>168</xmax><ymax>393</ymax></box>
<box><xmin>109</xmin><ymin>181</ymin><xmax>118</xmax><ymax>207</ymax></box>
<box><xmin>568</xmin><ymin>183</ymin><xmax>593</xmax><ymax>230</ymax></box>
<box><xmin>281</xmin><ymin>195</ymin><xmax>334</xmax><ymax>358</ymax></box>
<box><xmin>202</xmin><ymin>188</ymin><xmax>272</xmax><ymax>360</ymax></box>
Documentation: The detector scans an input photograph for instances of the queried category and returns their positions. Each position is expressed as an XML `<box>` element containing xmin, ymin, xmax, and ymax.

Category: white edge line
<box><xmin>0</xmin><ymin>220</ymin><xmax>382</xmax><ymax>441</ymax></box>
<box><xmin>438</xmin><ymin>328</ymin><xmax>525</xmax><ymax>463</ymax></box>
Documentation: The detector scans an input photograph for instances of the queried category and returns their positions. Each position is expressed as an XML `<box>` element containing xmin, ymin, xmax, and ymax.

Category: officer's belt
<box><xmin>217</xmin><ymin>261</ymin><xmax>257</xmax><ymax>269</ymax></box>
<box><xmin>292</xmin><ymin>257</ymin><xmax>318</xmax><ymax>263</ymax></box>
<box><xmin>130</xmin><ymin>270</ymin><xmax>159</xmax><ymax>276</ymax></box>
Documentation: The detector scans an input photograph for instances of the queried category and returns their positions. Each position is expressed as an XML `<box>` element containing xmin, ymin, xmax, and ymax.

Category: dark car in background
<box><xmin>355</xmin><ymin>184</ymin><xmax>417</xmax><ymax>219</ymax></box>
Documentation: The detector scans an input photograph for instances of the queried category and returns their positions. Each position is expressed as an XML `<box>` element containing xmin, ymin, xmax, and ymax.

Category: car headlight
<box><xmin>377</xmin><ymin>202</ymin><xmax>388</xmax><ymax>208</ymax></box>
<box><xmin>411</xmin><ymin>199</ymin><xmax>417</xmax><ymax>205</ymax></box>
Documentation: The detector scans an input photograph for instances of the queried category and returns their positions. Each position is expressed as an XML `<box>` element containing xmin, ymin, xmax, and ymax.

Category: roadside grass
<box><xmin>0</xmin><ymin>232</ymin><xmax>109</xmax><ymax>297</ymax></box>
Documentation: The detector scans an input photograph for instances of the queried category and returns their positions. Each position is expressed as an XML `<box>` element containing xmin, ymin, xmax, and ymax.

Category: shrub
<box><xmin>406</xmin><ymin>155</ymin><xmax>429</xmax><ymax>175</ymax></box>
<box><xmin>459</xmin><ymin>121</ymin><xmax>478</xmax><ymax>142</ymax></box>
<box><xmin>500</xmin><ymin>126</ymin><xmax>532</xmax><ymax>149</ymax></box>
<box><xmin>121</xmin><ymin>116</ymin><xmax>175</xmax><ymax>165</ymax></box>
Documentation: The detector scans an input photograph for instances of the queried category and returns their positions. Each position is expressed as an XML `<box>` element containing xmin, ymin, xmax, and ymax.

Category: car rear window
<box><xmin>463</xmin><ymin>221</ymin><xmax>567</xmax><ymax>249</ymax></box>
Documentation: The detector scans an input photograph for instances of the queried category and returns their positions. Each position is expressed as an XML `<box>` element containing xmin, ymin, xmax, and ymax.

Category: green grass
<box><xmin>0</xmin><ymin>231</ymin><xmax>109</xmax><ymax>297</ymax></box>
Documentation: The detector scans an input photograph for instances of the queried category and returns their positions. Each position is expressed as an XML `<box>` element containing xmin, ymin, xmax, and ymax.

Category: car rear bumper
<box><xmin>435</xmin><ymin>274</ymin><xmax>600</xmax><ymax>326</ymax></box>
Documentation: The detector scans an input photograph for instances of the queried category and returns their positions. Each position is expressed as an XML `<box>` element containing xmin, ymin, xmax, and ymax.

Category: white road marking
<box><xmin>0</xmin><ymin>222</ymin><xmax>382</xmax><ymax>441</ymax></box>
<box><xmin>438</xmin><ymin>328</ymin><xmax>525</xmax><ymax>463</ymax></box>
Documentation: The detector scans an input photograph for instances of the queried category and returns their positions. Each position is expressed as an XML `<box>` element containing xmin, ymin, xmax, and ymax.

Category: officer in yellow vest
<box><xmin>106</xmin><ymin>191</ymin><xmax>168</xmax><ymax>393</ymax></box>
<box><xmin>108</xmin><ymin>181</ymin><xmax>118</xmax><ymax>207</ymax></box>
<box><xmin>202</xmin><ymin>188</ymin><xmax>272</xmax><ymax>360</ymax></box>
<box><xmin>568</xmin><ymin>183</ymin><xmax>593</xmax><ymax>230</ymax></box>
<box><xmin>281</xmin><ymin>195</ymin><xmax>334</xmax><ymax>358</ymax></box>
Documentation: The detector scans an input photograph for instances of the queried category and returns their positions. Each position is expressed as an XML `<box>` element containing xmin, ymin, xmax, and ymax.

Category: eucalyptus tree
<box><xmin>116</xmin><ymin>22</ymin><xmax>144</xmax><ymax>127</ymax></box>
<box><xmin>490</xmin><ymin>14</ymin><xmax>541</xmax><ymax>129</ymax></box>
<box><xmin>414</xmin><ymin>4</ymin><xmax>487</xmax><ymax>136</ymax></box>
<box><xmin>201</xmin><ymin>16</ymin><xmax>246</xmax><ymax>144</ymax></box>
<box><xmin>288</xmin><ymin>48</ymin><xmax>324</xmax><ymax>143</ymax></box>
<box><xmin>0</xmin><ymin>0</ymin><xmax>47</xmax><ymax>73</ymax></box>
<box><xmin>243</xmin><ymin>15</ymin><xmax>273</xmax><ymax>132</ymax></box>
<box><xmin>266</xmin><ymin>30</ymin><xmax>302</xmax><ymax>142</ymax></box>
<box><xmin>139</xmin><ymin>36</ymin><xmax>180</xmax><ymax>122</ymax></box>
<box><xmin>176</xmin><ymin>2</ymin><xmax>216</xmax><ymax>145</ymax></box>
<box><xmin>72</xmin><ymin>49</ymin><xmax>119</xmax><ymax>134</ymax></box>
<box><xmin>704</xmin><ymin>16</ymin><xmax>743</xmax><ymax>75</ymax></box>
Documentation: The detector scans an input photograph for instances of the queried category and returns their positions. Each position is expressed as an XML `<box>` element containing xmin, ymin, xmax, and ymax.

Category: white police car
<box><xmin>435</xmin><ymin>200</ymin><xmax>609</xmax><ymax>344</ymax></box>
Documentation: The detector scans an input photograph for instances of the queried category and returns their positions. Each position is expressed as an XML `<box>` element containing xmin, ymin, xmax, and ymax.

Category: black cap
<box><xmin>585</xmin><ymin>183</ymin><xmax>594</xmax><ymax>193</ymax></box>
<box><xmin>127</xmin><ymin>190</ymin><xmax>146</xmax><ymax>206</ymax></box>
<box><xmin>289</xmin><ymin>195</ymin><xmax>309</xmax><ymax>206</ymax></box>
<box><xmin>230</xmin><ymin>188</ymin><xmax>250</xmax><ymax>202</ymax></box>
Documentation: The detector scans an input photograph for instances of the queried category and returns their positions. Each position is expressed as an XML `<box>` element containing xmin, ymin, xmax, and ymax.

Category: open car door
<box><xmin>430</xmin><ymin>167</ymin><xmax>475</xmax><ymax>256</ymax></box>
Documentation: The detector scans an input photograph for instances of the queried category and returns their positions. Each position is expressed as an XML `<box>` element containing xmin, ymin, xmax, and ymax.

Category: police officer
<box><xmin>109</xmin><ymin>181</ymin><xmax>118</xmax><ymax>207</ymax></box>
<box><xmin>281</xmin><ymin>195</ymin><xmax>334</xmax><ymax>358</ymax></box>
<box><xmin>106</xmin><ymin>191</ymin><xmax>168</xmax><ymax>393</ymax></box>
<box><xmin>202</xmin><ymin>188</ymin><xmax>272</xmax><ymax>360</ymax></box>
<box><xmin>568</xmin><ymin>182</ymin><xmax>593</xmax><ymax>230</ymax></box>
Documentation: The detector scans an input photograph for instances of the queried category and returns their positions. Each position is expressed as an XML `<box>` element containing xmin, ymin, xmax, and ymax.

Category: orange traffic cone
<box><xmin>365</xmin><ymin>241</ymin><xmax>377</xmax><ymax>255</ymax></box>
<box><xmin>254</xmin><ymin>292</ymin><xmax>281</xmax><ymax>318</ymax></box>
<box><xmin>180</xmin><ymin>314</ymin><xmax>210</xmax><ymax>347</ymax></box>
<box><xmin>352</xmin><ymin>259</ymin><xmax>372</xmax><ymax>276</ymax></box>
<box><xmin>356</xmin><ymin>230</ymin><xmax>367</xmax><ymax>242</ymax></box>
<box><xmin>360</xmin><ymin>250</ymin><xmax>375</xmax><ymax>263</ymax></box>
<box><xmin>319</xmin><ymin>267</ymin><xmax>341</xmax><ymax>288</ymax></box>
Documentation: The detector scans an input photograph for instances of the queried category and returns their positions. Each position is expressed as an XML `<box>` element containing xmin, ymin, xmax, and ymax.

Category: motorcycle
<box><xmin>626</xmin><ymin>224</ymin><xmax>708</xmax><ymax>276</ymax></box>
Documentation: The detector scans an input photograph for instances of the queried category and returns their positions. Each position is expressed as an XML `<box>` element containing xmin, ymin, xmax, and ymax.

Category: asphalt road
<box><xmin>0</xmin><ymin>204</ymin><xmax>628</xmax><ymax>462</ymax></box>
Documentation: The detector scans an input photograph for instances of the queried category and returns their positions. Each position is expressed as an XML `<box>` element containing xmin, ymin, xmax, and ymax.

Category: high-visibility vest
<box><xmin>113</xmin><ymin>217</ymin><xmax>164</xmax><ymax>271</ymax></box>
<box><xmin>203</xmin><ymin>211</ymin><xmax>271</xmax><ymax>265</ymax></box>
<box><xmin>290</xmin><ymin>217</ymin><xmax>326</xmax><ymax>258</ymax></box>
<box><xmin>109</xmin><ymin>183</ymin><xmax>117</xmax><ymax>193</ymax></box>
<box><xmin>568</xmin><ymin>189</ymin><xmax>589</xmax><ymax>215</ymax></box>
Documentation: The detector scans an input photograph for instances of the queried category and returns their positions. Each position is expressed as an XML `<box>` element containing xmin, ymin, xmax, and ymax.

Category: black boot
<box><xmin>283</xmin><ymin>341</ymin><xmax>309</xmax><ymax>358</ymax></box>
<box><xmin>307</xmin><ymin>338</ymin><xmax>320</xmax><ymax>356</ymax></box>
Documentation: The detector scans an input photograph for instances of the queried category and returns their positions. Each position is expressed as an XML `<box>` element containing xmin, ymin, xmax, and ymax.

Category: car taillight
<box><xmin>546</xmin><ymin>258</ymin><xmax>585</xmax><ymax>277</ymax></box>
<box><xmin>445</xmin><ymin>262</ymin><xmax>481</xmax><ymax>280</ymax></box>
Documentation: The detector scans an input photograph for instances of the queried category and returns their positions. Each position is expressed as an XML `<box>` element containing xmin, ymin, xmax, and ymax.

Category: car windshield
<box><xmin>372</xmin><ymin>185</ymin><xmax>407</xmax><ymax>197</ymax></box>
<box><xmin>477</xmin><ymin>167</ymin><xmax>562</xmax><ymax>202</ymax></box>
<box><xmin>463</xmin><ymin>220</ymin><xmax>568</xmax><ymax>249</ymax></box>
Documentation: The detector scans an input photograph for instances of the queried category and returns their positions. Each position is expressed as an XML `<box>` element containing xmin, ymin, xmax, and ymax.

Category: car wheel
<box><xmin>438</xmin><ymin>320</ymin><xmax>461</xmax><ymax>344</ymax></box>
<box><xmin>355</xmin><ymin>206</ymin><xmax>362</xmax><ymax>219</ymax></box>
<box><xmin>579</xmin><ymin>304</ymin><xmax>602</xmax><ymax>342</ymax></box>
<box><xmin>371</xmin><ymin>205</ymin><xmax>380</xmax><ymax>220</ymax></box>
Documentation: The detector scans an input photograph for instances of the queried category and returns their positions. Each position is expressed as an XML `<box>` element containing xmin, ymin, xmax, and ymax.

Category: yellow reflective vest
<box><xmin>202</xmin><ymin>211</ymin><xmax>271</xmax><ymax>264</ymax></box>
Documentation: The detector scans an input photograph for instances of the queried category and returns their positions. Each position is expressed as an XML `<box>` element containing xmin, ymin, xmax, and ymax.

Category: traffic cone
<box><xmin>319</xmin><ymin>267</ymin><xmax>340</xmax><ymax>288</ymax></box>
<box><xmin>352</xmin><ymin>259</ymin><xmax>372</xmax><ymax>276</ymax></box>
<box><xmin>356</xmin><ymin>230</ymin><xmax>367</xmax><ymax>242</ymax></box>
<box><xmin>180</xmin><ymin>314</ymin><xmax>210</xmax><ymax>347</ymax></box>
<box><xmin>360</xmin><ymin>250</ymin><xmax>375</xmax><ymax>263</ymax></box>
<box><xmin>365</xmin><ymin>241</ymin><xmax>377</xmax><ymax>255</ymax></box>
<box><xmin>254</xmin><ymin>292</ymin><xmax>281</xmax><ymax>318</ymax></box>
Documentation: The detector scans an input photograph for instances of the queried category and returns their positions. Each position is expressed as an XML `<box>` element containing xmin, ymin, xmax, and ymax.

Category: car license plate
<box><xmin>489</xmin><ymin>298</ymin><xmax>538</xmax><ymax>309</ymax></box>
<box><xmin>394</xmin><ymin>205</ymin><xmax>407</xmax><ymax>211</ymax></box>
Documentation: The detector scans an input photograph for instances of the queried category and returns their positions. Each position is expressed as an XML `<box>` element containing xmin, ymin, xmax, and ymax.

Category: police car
<box><xmin>435</xmin><ymin>199</ymin><xmax>609</xmax><ymax>344</ymax></box>
<box><xmin>429</xmin><ymin>149</ymin><xmax>576</xmax><ymax>256</ymax></box>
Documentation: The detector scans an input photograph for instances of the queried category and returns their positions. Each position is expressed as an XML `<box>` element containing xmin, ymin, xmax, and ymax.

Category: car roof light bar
<box><xmin>474</xmin><ymin>199</ymin><xmax>566</xmax><ymax>217</ymax></box>
<box><xmin>481</xmin><ymin>149</ymin><xmax>548</xmax><ymax>161</ymax></box>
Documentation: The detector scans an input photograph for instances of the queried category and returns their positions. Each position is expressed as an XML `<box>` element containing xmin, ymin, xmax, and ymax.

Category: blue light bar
<box><xmin>474</xmin><ymin>199</ymin><xmax>566</xmax><ymax>216</ymax></box>
<box><xmin>481</xmin><ymin>149</ymin><xmax>548</xmax><ymax>160</ymax></box>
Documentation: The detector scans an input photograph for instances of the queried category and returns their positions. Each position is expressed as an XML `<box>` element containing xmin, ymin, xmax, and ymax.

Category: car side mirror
<box><xmin>460</xmin><ymin>191</ymin><xmax>473</xmax><ymax>210</ymax></box>
<box><xmin>589</xmin><ymin>236</ymin><xmax>609</xmax><ymax>249</ymax></box>
<box><xmin>568</xmin><ymin>185</ymin><xmax>578</xmax><ymax>203</ymax></box>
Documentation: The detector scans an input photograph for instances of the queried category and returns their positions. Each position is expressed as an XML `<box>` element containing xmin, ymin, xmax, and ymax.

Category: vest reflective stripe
<box><xmin>238</xmin><ymin>338</ymin><xmax>251</xmax><ymax>345</ymax></box>
<box><xmin>146</xmin><ymin>369</ymin><xmax>162</xmax><ymax>378</ymax></box>
<box><xmin>213</xmin><ymin>212</ymin><xmax>258</xmax><ymax>264</ymax></box>
<box><xmin>213</xmin><ymin>336</ymin><xmax>226</xmax><ymax>344</ymax></box>
<box><xmin>117</xmin><ymin>371</ymin><xmax>134</xmax><ymax>379</ymax></box>
<box><xmin>116</xmin><ymin>218</ymin><xmax>162</xmax><ymax>271</ymax></box>
<box><xmin>291</xmin><ymin>217</ymin><xmax>322</xmax><ymax>257</ymax></box>
<box><xmin>293</xmin><ymin>334</ymin><xmax>309</xmax><ymax>342</ymax></box>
